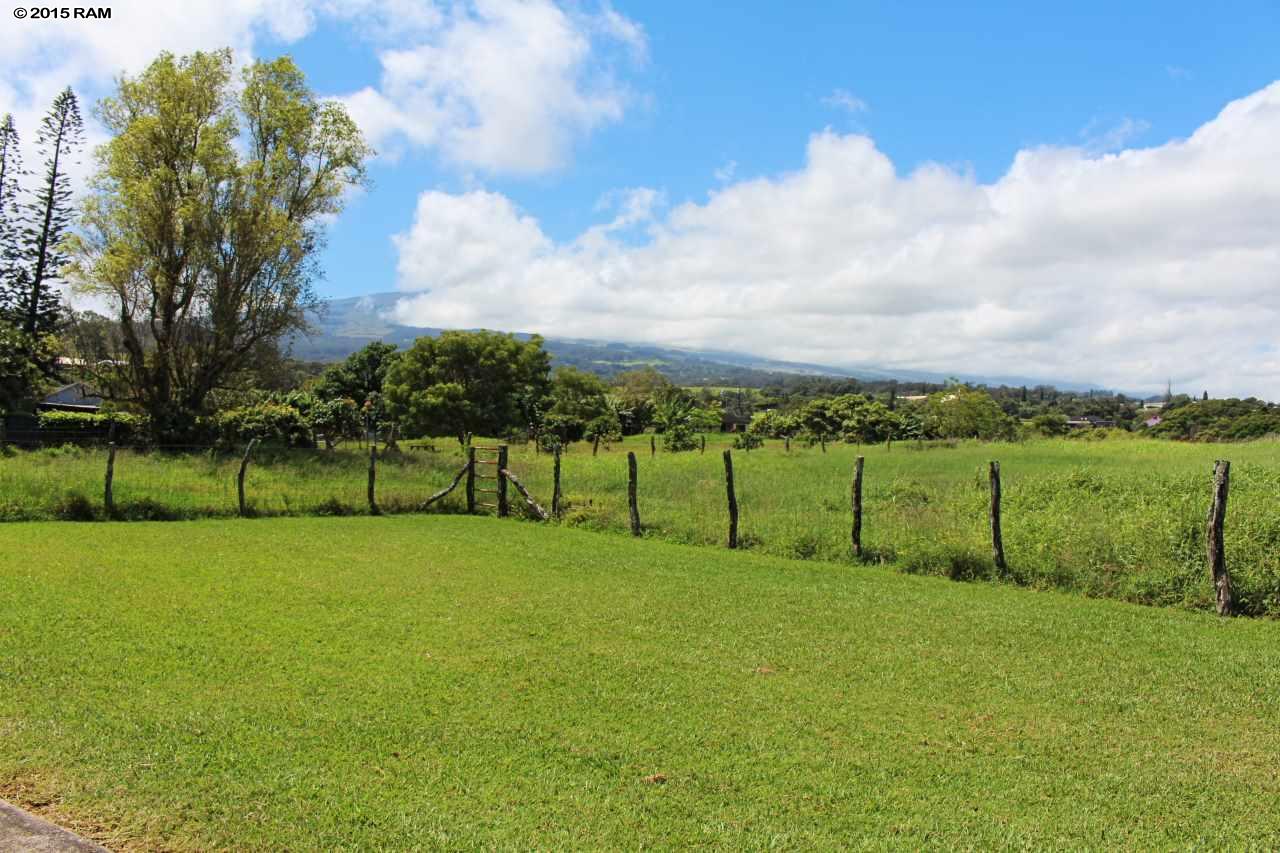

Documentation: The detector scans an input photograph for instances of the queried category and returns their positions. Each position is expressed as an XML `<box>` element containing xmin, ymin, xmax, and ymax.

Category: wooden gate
<box><xmin>468</xmin><ymin>444</ymin><xmax>509</xmax><ymax>516</ymax></box>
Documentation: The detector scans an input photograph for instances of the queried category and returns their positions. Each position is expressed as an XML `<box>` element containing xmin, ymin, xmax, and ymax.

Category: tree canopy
<box><xmin>384</xmin><ymin>331</ymin><xmax>551</xmax><ymax>443</ymax></box>
<box><xmin>70</xmin><ymin>50</ymin><xmax>370</xmax><ymax>439</ymax></box>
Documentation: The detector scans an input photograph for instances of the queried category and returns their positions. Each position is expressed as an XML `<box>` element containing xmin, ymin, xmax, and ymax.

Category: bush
<box><xmin>733</xmin><ymin>432</ymin><xmax>764</xmax><ymax>450</ymax></box>
<box><xmin>214</xmin><ymin>402</ymin><xmax>314</xmax><ymax>448</ymax></box>
<box><xmin>53</xmin><ymin>491</ymin><xmax>96</xmax><ymax>521</ymax></box>
<box><xmin>37</xmin><ymin>410</ymin><xmax>148</xmax><ymax>444</ymax></box>
<box><xmin>662</xmin><ymin>421</ymin><xmax>699</xmax><ymax>452</ymax></box>
<box><xmin>584</xmin><ymin>414</ymin><xmax>622</xmax><ymax>444</ymax></box>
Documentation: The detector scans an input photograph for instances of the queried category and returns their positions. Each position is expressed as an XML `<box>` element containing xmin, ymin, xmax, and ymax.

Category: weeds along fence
<box><xmin>4</xmin><ymin>435</ymin><xmax>1280</xmax><ymax>617</ymax></box>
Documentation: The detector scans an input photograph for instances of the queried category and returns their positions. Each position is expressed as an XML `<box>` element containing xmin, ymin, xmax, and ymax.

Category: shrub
<box><xmin>733</xmin><ymin>432</ymin><xmax>764</xmax><ymax>450</ymax></box>
<box><xmin>662</xmin><ymin>421</ymin><xmax>699</xmax><ymax>452</ymax></box>
<box><xmin>214</xmin><ymin>402</ymin><xmax>314</xmax><ymax>448</ymax></box>
<box><xmin>314</xmin><ymin>497</ymin><xmax>355</xmax><ymax>516</ymax></box>
<box><xmin>37</xmin><ymin>410</ymin><xmax>148</xmax><ymax>443</ymax></box>
<box><xmin>53</xmin><ymin>491</ymin><xmax>96</xmax><ymax>521</ymax></box>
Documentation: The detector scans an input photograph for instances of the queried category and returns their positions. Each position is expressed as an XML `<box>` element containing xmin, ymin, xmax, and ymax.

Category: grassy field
<box><xmin>2</xmin><ymin>516</ymin><xmax>1279</xmax><ymax>849</ymax></box>
<box><xmin>5</xmin><ymin>434</ymin><xmax>1280</xmax><ymax>615</ymax></box>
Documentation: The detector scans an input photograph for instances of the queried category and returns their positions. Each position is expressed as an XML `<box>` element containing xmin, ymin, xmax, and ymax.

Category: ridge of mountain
<box><xmin>296</xmin><ymin>292</ymin><xmax>1109</xmax><ymax>392</ymax></box>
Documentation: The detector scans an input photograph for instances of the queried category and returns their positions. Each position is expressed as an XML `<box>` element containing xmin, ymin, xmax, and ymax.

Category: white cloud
<box><xmin>1080</xmin><ymin>116</ymin><xmax>1151</xmax><ymax>153</ymax></box>
<box><xmin>822</xmin><ymin>89</ymin><xmax>869</xmax><ymax>114</ymax></box>
<box><xmin>390</xmin><ymin>82</ymin><xmax>1280</xmax><ymax>397</ymax></box>
<box><xmin>0</xmin><ymin>0</ymin><xmax>644</xmax><ymax>179</ymax></box>
<box><xmin>338</xmin><ymin>0</ymin><xmax>646</xmax><ymax>175</ymax></box>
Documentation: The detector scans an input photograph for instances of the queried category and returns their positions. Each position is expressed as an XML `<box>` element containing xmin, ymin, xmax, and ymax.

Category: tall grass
<box><xmin>5</xmin><ymin>434</ymin><xmax>1280</xmax><ymax>614</ymax></box>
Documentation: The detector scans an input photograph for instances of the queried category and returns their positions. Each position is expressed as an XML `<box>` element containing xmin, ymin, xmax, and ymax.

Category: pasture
<box><xmin>4</xmin><ymin>435</ymin><xmax>1280</xmax><ymax>615</ymax></box>
<box><xmin>3</xmin><ymin>517</ymin><xmax>1280</xmax><ymax>849</ymax></box>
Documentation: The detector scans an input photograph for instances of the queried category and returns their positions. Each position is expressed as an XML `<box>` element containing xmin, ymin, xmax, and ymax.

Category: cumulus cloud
<box><xmin>391</xmin><ymin>82</ymin><xmax>1280</xmax><ymax>397</ymax></box>
<box><xmin>0</xmin><ymin>0</ymin><xmax>643</xmax><ymax>178</ymax></box>
<box><xmin>338</xmin><ymin>0</ymin><xmax>646</xmax><ymax>174</ymax></box>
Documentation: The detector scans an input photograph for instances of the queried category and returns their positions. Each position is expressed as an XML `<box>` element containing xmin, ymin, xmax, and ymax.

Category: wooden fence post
<box><xmin>627</xmin><ymin>451</ymin><xmax>641</xmax><ymax>536</ymax></box>
<box><xmin>104</xmin><ymin>442</ymin><xmax>117</xmax><ymax>517</ymax></box>
<box><xmin>466</xmin><ymin>446</ymin><xmax>476</xmax><ymax>513</ymax></box>
<box><xmin>1206</xmin><ymin>460</ymin><xmax>1234</xmax><ymax>616</ymax></box>
<box><xmin>820</xmin><ymin>433</ymin><xmax>827</xmax><ymax>453</ymax></box>
<box><xmin>700</xmin><ymin>434</ymin><xmax>706</xmax><ymax>454</ymax></box>
<box><xmin>552</xmin><ymin>445</ymin><xmax>562</xmax><ymax>518</ymax></box>
<box><xmin>785</xmin><ymin>435</ymin><xmax>790</xmax><ymax>453</ymax></box>
<box><xmin>497</xmin><ymin>444</ymin><xmax>509</xmax><ymax>518</ymax></box>
<box><xmin>237</xmin><ymin>438</ymin><xmax>258</xmax><ymax>517</ymax></box>
<box><xmin>989</xmin><ymin>461</ymin><xmax>1006</xmax><ymax>572</ymax></box>
<box><xmin>851</xmin><ymin>455</ymin><xmax>864</xmax><ymax>558</ymax></box>
<box><xmin>650</xmin><ymin>434</ymin><xmax>656</xmax><ymax>457</ymax></box>
<box><xmin>592</xmin><ymin>435</ymin><xmax>600</xmax><ymax>457</ymax></box>
<box><xmin>368</xmin><ymin>440</ymin><xmax>380</xmax><ymax>516</ymax></box>
<box><xmin>723</xmin><ymin>449</ymin><xmax>738</xmax><ymax>549</ymax></box>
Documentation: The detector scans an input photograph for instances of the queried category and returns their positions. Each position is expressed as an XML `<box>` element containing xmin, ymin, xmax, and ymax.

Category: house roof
<box><xmin>39</xmin><ymin>383</ymin><xmax>103</xmax><ymax>410</ymax></box>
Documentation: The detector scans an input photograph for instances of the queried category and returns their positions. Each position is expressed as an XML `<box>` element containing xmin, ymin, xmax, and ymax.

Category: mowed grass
<box><xmin>3</xmin><ymin>517</ymin><xmax>1280</xmax><ymax>849</ymax></box>
<box><xmin>5</xmin><ymin>434</ymin><xmax>1280</xmax><ymax>613</ymax></box>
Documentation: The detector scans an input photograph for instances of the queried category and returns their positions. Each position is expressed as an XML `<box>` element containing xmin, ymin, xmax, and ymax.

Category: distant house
<box><xmin>38</xmin><ymin>383</ymin><xmax>103</xmax><ymax>413</ymax></box>
<box><xmin>720</xmin><ymin>409</ymin><xmax>753</xmax><ymax>433</ymax></box>
<box><xmin>1066</xmin><ymin>415</ymin><xmax>1116</xmax><ymax>429</ymax></box>
<box><xmin>1141</xmin><ymin>401</ymin><xmax>1167</xmax><ymax>411</ymax></box>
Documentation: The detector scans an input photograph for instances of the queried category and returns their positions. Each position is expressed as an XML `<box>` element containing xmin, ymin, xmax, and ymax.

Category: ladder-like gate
<box><xmin>414</xmin><ymin>442</ymin><xmax>547</xmax><ymax>519</ymax></box>
<box><xmin>467</xmin><ymin>444</ymin><xmax>509</xmax><ymax>516</ymax></box>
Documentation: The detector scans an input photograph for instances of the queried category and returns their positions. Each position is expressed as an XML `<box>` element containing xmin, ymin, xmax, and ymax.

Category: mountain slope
<box><xmin>296</xmin><ymin>292</ymin><xmax>1102</xmax><ymax>390</ymax></box>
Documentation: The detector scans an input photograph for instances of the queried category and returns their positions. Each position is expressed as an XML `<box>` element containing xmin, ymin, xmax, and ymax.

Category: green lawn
<box><xmin>3</xmin><ymin>517</ymin><xmax>1279</xmax><ymax>849</ymax></box>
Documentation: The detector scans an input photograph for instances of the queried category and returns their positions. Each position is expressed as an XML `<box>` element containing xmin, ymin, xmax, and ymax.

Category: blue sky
<box><xmin>2</xmin><ymin>1</ymin><xmax>1279</xmax><ymax>395</ymax></box>
<box><xmin>299</xmin><ymin>1</ymin><xmax>1280</xmax><ymax>300</ymax></box>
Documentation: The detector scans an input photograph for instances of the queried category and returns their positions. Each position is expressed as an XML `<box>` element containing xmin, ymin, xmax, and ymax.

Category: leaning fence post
<box><xmin>497</xmin><ymin>444</ymin><xmax>509</xmax><ymax>518</ymax></box>
<box><xmin>237</xmin><ymin>438</ymin><xmax>258</xmax><ymax>517</ymax></box>
<box><xmin>104</xmin><ymin>442</ymin><xmax>117</xmax><ymax>517</ymax></box>
<box><xmin>627</xmin><ymin>451</ymin><xmax>641</xmax><ymax>536</ymax></box>
<box><xmin>368</xmin><ymin>440</ymin><xmax>380</xmax><ymax>516</ymax></box>
<box><xmin>466</xmin><ymin>446</ymin><xmax>476</xmax><ymax>513</ymax></box>
<box><xmin>851</xmin><ymin>455</ymin><xmax>864</xmax><ymax>558</ymax></box>
<box><xmin>552</xmin><ymin>445</ymin><xmax>562</xmax><ymax>518</ymax></box>
<box><xmin>723</xmin><ymin>449</ymin><xmax>738</xmax><ymax>549</ymax></box>
<box><xmin>1206</xmin><ymin>460</ymin><xmax>1234</xmax><ymax>616</ymax></box>
<box><xmin>989</xmin><ymin>461</ymin><xmax>1006</xmax><ymax>572</ymax></box>
<box><xmin>592</xmin><ymin>435</ymin><xmax>600</xmax><ymax>457</ymax></box>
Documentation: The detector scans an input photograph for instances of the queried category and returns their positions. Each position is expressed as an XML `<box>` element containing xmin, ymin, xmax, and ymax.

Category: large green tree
<box><xmin>70</xmin><ymin>50</ymin><xmax>370</xmax><ymax>439</ymax></box>
<box><xmin>384</xmin><ymin>331</ymin><xmax>552</xmax><ymax>444</ymax></box>
<box><xmin>316</xmin><ymin>341</ymin><xmax>401</xmax><ymax>407</ymax></box>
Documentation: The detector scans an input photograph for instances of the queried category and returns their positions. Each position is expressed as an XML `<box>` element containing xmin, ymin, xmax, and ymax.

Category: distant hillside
<box><xmin>295</xmin><ymin>292</ymin><xmax>1107</xmax><ymax>391</ymax></box>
